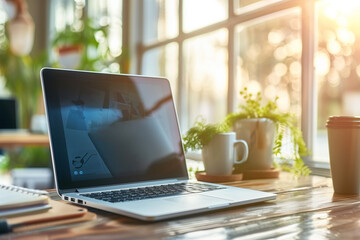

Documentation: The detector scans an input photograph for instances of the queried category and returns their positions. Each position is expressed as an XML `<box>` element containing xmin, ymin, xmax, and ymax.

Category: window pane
<box><xmin>235</xmin><ymin>9</ymin><xmax>301</xmax><ymax>119</ymax></box>
<box><xmin>235</xmin><ymin>0</ymin><xmax>261</xmax><ymax>8</ymax></box>
<box><xmin>143</xmin><ymin>0</ymin><xmax>178</xmax><ymax>44</ymax></box>
<box><xmin>234</xmin><ymin>0</ymin><xmax>283</xmax><ymax>14</ymax></box>
<box><xmin>88</xmin><ymin>0</ymin><xmax>123</xmax><ymax>57</ymax></box>
<box><xmin>142</xmin><ymin>43</ymin><xmax>179</xmax><ymax>103</ymax></box>
<box><xmin>235</xmin><ymin>0</ymin><xmax>267</xmax><ymax>9</ymax></box>
<box><xmin>315</xmin><ymin>0</ymin><xmax>360</xmax><ymax>162</ymax></box>
<box><xmin>183</xmin><ymin>29</ymin><xmax>228</xmax><ymax>131</ymax></box>
<box><xmin>183</xmin><ymin>0</ymin><xmax>227</xmax><ymax>33</ymax></box>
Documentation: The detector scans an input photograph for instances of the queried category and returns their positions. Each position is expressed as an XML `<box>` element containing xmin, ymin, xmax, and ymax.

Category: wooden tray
<box><xmin>241</xmin><ymin>168</ymin><xmax>280</xmax><ymax>180</ymax></box>
<box><xmin>195</xmin><ymin>171</ymin><xmax>243</xmax><ymax>183</ymax></box>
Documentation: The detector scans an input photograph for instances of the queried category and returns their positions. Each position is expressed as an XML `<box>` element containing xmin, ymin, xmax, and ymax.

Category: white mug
<box><xmin>202</xmin><ymin>132</ymin><xmax>248</xmax><ymax>176</ymax></box>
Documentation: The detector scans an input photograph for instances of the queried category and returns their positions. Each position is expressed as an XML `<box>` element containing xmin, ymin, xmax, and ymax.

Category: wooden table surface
<box><xmin>3</xmin><ymin>173</ymin><xmax>360</xmax><ymax>239</ymax></box>
<box><xmin>0</xmin><ymin>132</ymin><xmax>49</xmax><ymax>147</ymax></box>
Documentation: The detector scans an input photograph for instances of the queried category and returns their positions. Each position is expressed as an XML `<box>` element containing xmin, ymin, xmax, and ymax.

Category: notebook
<box><xmin>41</xmin><ymin>68</ymin><xmax>276</xmax><ymax>221</ymax></box>
<box><xmin>0</xmin><ymin>184</ymin><xmax>51</xmax><ymax>217</ymax></box>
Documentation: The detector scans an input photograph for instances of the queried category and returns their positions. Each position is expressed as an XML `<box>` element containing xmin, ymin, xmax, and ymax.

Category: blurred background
<box><xmin>0</xmin><ymin>0</ymin><xmax>359</xmax><ymax>187</ymax></box>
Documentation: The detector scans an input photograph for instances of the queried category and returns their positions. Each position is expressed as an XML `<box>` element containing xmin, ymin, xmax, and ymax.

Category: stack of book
<box><xmin>0</xmin><ymin>184</ymin><xmax>50</xmax><ymax>217</ymax></box>
<box><xmin>0</xmin><ymin>184</ymin><xmax>96</xmax><ymax>234</ymax></box>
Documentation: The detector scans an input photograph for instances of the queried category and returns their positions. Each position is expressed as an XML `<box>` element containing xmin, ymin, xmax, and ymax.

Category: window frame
<box><xmin>134</xmin><ymin>0</ymin><xmax>330</xmax><ymax>176</ymax></box>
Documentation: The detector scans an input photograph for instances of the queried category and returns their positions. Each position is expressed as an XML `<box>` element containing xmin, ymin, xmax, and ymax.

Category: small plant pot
<box><xmin>232</xmin><ymin>118</ymin><xmax>275</xmax><ymax>173</ymax></box>
<box><xmin>56</xmin><ymin>45</ymin><xmax>82</xmax><ymax>69</ymax></box>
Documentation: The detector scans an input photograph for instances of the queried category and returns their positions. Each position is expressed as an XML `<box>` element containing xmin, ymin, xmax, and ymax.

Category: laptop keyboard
<box><xmin>81</xmin><ymin>182</ymin><xmax>225</xmax><ymax>203</ymax></box>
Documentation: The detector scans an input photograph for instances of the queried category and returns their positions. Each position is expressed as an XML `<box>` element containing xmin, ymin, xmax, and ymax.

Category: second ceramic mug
<box><xmin>202</xmin><ymin>132</ymin><xmax>248</xmax><ymax>175</ymax></box>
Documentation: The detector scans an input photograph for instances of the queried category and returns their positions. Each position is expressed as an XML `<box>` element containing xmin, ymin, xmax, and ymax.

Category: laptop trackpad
<box><xmin>164</xmin><ymin>194</ymin><xmax>231</xmax><ymax>208</ymax></box>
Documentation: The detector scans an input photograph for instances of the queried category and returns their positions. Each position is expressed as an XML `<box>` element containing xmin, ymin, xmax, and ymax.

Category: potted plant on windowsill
<box><xmin>183</xmin><ymin>118</ymin><xmax>230</xmax><ymax>153</ymax></box>
<box><xmin>183</xmin><ymin>118</ymin><xmax>249</xmax><ymax>178</ymax></box>
<box><xmin>225</xmin><ymin>87</ymin><xmax>311</xmax><ymax>177</ymax></box>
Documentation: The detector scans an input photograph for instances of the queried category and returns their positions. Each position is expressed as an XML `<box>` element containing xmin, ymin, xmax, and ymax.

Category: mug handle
<box><xmin>233</xmin><ymin>140</ymin><xmax>248</xmax><ymax>164</ymax></box>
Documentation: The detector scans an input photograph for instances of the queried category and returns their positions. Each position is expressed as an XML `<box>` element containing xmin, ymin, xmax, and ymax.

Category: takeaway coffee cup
<box><xmin>202</xmin><ymin>132</ymin><xmax>248</xmax><ymax>176</ymax></box>
<box><xmin>327</xmin><ymin>116</ymin><xmax>360</xmax><ymax>194</ymax></box>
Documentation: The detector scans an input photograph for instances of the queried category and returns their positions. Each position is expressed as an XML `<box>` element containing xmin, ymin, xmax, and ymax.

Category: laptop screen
<box><xmin>41</xmin><ymin>68</ymin><xmax>188</xmax><ymax>190</ymax></box>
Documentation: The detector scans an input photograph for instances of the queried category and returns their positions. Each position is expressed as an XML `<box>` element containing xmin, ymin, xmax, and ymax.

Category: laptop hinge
<box><xmin>76</xmin><ymin>178</ymin><xmax>186</xmax><ymax>194</ymax></box>
<box><xmin>59</xmin><ymin>188</ymin><xmax>76</xmax><ymax>195</ymax></box>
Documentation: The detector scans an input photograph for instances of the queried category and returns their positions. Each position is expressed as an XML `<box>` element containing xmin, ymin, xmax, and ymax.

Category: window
<box><xmin>137</xmin><ymin>0</ymin><xmax>334</xmax><ymax>173</ymax></box>
<box><xmin>142</xmin><ymin>0</ymin><xmax>178</xmax><ymax>44</ymax></box>
<box><xmin>49</xmin><ymin>0</ymin><xmax>122</xmax><ymax>71</ymax></box>
<box><xmin>315</xmin><ymin>0</ymin><xmax>360</xmax><ymax>164</ymax></box>
<box><xmin>235</xmin><ymin>9</ymin><xmax>302</xmax><ymax>118</ymax></box>
<box><xmin>183</xmin><ymin>29</ymin><xmax>228</xmax><ymax>128</ymax></box>
<box><xmin>142</xmin><ymin>43</ymin><xmax>179</xmax><ymax>101</ymax></box>
<box><xmin>183</xmin><ymin>0</ymin><xmax>228</xmax><ymax>33</ymax></box>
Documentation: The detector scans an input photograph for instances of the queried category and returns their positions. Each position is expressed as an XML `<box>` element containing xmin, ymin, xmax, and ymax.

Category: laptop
<box><xmin>40</xmin><ymin>68</ymin><xmax>276</xmax><ymax>221</ymax></box>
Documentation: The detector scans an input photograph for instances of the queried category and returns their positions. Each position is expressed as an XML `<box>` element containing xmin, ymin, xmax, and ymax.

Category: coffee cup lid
<box><xmin>327</xmin><ymin>116</ymin><xmax>360</xmax><ymax>128</ymax></box>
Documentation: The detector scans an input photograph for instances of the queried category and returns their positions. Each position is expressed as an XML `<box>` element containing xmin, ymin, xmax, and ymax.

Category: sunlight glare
<box><xmin>336</xmin><ymin>28</ymin><xmax>355</xmax><ymax>45</ymax></box>
<box><xmin>321</xmin><ymin>0</ymin><xmax>360</xmax><ymax>16</ymax></box>
<box><xmin>246</xmin><ymin>80</ymin><xmax>262</xmax><ymax>96</ymax></box>
<box><xmin>274</xmin><ymin>46</ymin><xmax>287</xmax><ymax>60</ymax></box>
<box><xmin>268</xmin><ymin>30</ymin><xmax>284</xmax><ymax>45</ymax></box>
<box><xmin>274</xmin><ymin>63</ymin><xmax>287</xmax><ymax>77</ymax></box>
<box><xmin>328</xmin><ymin>69</ymin><xmax>340</xmax><ymax>88</ymax></box>
<box><xmin>289</xmin><ymin>61</ymin><xmax>301</xmax><ymax>76</ymax></box>
<box><xmin>286</xmin><ymin>39</ymin><xmax>302</xmax><ymax>56</ymax></box>
<box><xmin>333</xmin><ymin>56</ymin><xmax>345</xmax><ymax>71</ymax></box>
<box><xmin>326</xmin><ymin>39</ymin><xmax>341</xmax><ymax>55</ymax></box>
<box><xmin>323</xmin><ymin>5</ymin><xmax>337</xmax><ymax>20</ymax></box>
<box><xmin>277</xmin><ymin>90</ymin><xmax>290</xmax><ymax>112</ymax></box>
<box><xmin>315</xmin><ymin>51</ymin><xmax>330</xmax><ymax>76</ymax></box>
<box><xmin>264</xmin><ymin>85</ymin><xmax>277</xmax><ymax>100</ymax></box>
<box><xmin>327</xmin><ymin>69</ymin><xmax>340</xmax><ymax>88</ymax></box>
<box><xmin>183</xmin><ymin>0</ymin><xmax>226</xmax><ymax>32</ymax></box>
<box><xmin>267</xmin><ymin>72</ymin><xmax>281</xmax><ymax>85</ymax></box>
<box><xmin>356</xmin><ymin>65</ymin><xmax>360</xmax><ymax>78</ymax></box>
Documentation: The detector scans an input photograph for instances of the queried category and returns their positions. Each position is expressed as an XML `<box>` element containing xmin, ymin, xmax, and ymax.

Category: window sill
<box><xmin>306</xmin><ymin>161</ymin><xmax>331</xmax><ymax>178</ymax></box>
<box><xmin>186</xmin><ymin>151</ymin><xmax>331</xmax><ymax>177</ymax></box>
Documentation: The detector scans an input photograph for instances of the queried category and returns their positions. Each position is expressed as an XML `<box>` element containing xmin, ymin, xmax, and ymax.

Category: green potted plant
<box><xmin>0</xmin><ymin>35</ymin><xmax>47</xmax><ymax>129</ymax></box>
<box><xmin>0</xmin><ymin>147</ymin><xmax>51</xmax><ymax>172</ymax></box>
<box><xmin>225</xmin><ymin>87</ymin><xmax>310</xmax><ymax>176</ymax></box>
<box><xmin>0</xmin><ymin>13</ymin><xmax>51</xmax><ymax>176</ymax></box>
<box><xmin>183</xmin><ymin>118</ymin><xmax>249</xmax><ymax>177</ymax></box>
<box><xmin>52</xmin><ymin>19</ymin><xmax>110</xmax><ymax>70</ymax></box>
<box><xmin>183</xmin><ymin>118</ymin><xmax>230</xmax><ymax>153</ymax></box>
<box><xmin>183</xmin><ymin>87</ymin><xmax>310</xmax><ymax>177</ymax></box>
<box><xmin>52</xmin><ymin>25</ymin><xmax>83</xmax><ymax>69</ymax></box>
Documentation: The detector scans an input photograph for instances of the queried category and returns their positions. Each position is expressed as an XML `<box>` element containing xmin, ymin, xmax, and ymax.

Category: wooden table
<box><xmin>3</xmin><ymin>173</ymin><xmax>360</xmax><ymax>239</ymax></box>
<box><xmin>0</xmin><ymin>132</ymin><xmax>49</xmax><ymax>147</ymax></box>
